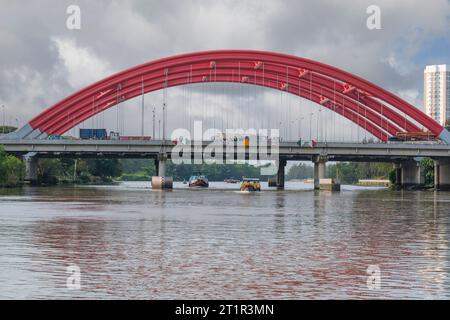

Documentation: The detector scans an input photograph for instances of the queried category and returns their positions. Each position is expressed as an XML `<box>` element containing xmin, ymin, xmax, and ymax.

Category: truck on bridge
<box><xmin>78</xmin><ymin>129</ymin><xmax>152</xmax><ymax>141</ymax></box>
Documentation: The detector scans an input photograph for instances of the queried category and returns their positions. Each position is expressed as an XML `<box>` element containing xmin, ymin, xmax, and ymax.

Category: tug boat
<box><xmin>240</xmin><ymin>178</ymin><xmax>261</xmax><ymax>192</ymax></box>
<box><xmin>188</xmin><ymin>174</ymin><xmax>209</xmax><ymax>188</ymax></box>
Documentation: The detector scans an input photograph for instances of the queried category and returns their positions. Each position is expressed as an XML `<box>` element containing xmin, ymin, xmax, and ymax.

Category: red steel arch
<box><xmin>15</xmin><ymin>50</ymin><xmax>449</xmax><ymax>142</ymax></box>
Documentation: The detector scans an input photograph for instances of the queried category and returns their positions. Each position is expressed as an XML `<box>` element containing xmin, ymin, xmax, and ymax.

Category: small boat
<box><xmin>189</xmin><ymin>174</ymin><xmax>209</xmax><ymax>188</ymax></box>
<box><xmin>224</xmin><ymin>178</ymin><xmax>240</xmax><ymax>184</ymax></box>
<box><xmin>240</xmin><ymin>178</ymin><xmax>261</xmax><ymax>192</ymax></box>
<box><xmin>182</xmin><ymin>179</ymin><xmax>188</xmax><ymax>184</ymax></box>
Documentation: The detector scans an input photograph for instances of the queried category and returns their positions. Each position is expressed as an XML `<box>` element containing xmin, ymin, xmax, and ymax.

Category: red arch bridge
<box><xmin>2</xmin><ymin>50</ymin><xmax>450</xmax><ymax>189</ymax></box>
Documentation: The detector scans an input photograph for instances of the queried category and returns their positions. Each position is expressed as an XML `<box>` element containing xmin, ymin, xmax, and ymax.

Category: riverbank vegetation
<box><xmin>286</xmin><ymin>163</ymin><xmax>314</xmax><ymax>180</ymax></box>
<box><xmin>327</xmin><ymin>162</ymin><xmax>393</xmax><ymax>184</ymax></box>
<box><xmin>0</xmin><ymin>146</ymin><xmax>24</xmax><ymax>187</ymax></box>
<box><xmin>0</xmin><ymin>125</ymin><xmax>17</xmax><ymax>134</ymax></box>
<box><xmin>37</xmin><ymin>158</ymin><xmax>123</xmax><ymax>185</ymax></box>
<box><xmin>118</xmin><ymin>159</ymin><xmax>265</xmax><ymax>181</ymax></box>
<box><xmin>287</xmin><ymin>161</ymin><xmax>394</xmax><ymax>184</ymax></box>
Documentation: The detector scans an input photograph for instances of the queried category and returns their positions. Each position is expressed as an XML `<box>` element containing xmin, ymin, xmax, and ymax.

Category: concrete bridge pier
<box><xmin>394</xmin><ymin>161</ymin><xmax>424</xmax><ymax>189</ymax></box>
<box><xmin>24</xmin><ymin>156</ymin><xmax>38</xmax><ymax>185</ymax></box>
<box><xmin>434</xmin><ymin>159</ymin><xmax>450</xmax><ymax>190</ymax></box>
<box><xmin>393</xmin><ymin>163</ymin><xmax>402</xmax><ymax>187</ymax></box>
<box><xmin>276</xmin><ymin>159</ymin><xmax>287</xmax><ymax>190</ymax></box>
<box><xmin>151</xmin><ymin>154</ymin><xmax>173</xmax><ymax>189</ymax></box>
<box><xmin>313</xmin><ymin>157</ymin><xmax>327</xmax><ymax>190</ymax></box>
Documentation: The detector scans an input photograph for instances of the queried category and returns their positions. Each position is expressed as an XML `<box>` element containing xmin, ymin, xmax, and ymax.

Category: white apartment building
<box><xmin>424</xmin><ymin>64</ymin><xmax>450</xmax><ymax>126</ymax></box>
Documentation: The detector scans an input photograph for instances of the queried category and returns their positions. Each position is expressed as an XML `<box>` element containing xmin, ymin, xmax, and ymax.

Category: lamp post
<box><xmin>279</xmin><ymin>121</ymin><xmax>283</xmax><ymax>141</ymax></box>
<box><xmin>141</xmin><ymin>77</ymin><xmax>145</xmax><ymax>137</ymax></box>
<box><xmin>317</xmin><ymin>109</ymin><xmax>323</xmax><ymax>141</ymax></box>
<box><xmin>1</xmin><ymin>105</ymin><xmax>5</xmax><ymax>134</ymax></box>
<box><xmin>158</xmin><ymin>119</ymin><xmax>161</xmax><ymax>140</ymax></box>
<box><xmin>309</xmin><ymin>113</ymin><xmax>313</xmax><ymax>141</ymax></box>
<box><xmin>152</xmin><ymin>106</ymin><xmax>156</xmax><ymax>139</ymax></box>
<box><xmin>299</xmin><ymin>117</ymin><xmax>304</xmax><ymax>139</ymax></box>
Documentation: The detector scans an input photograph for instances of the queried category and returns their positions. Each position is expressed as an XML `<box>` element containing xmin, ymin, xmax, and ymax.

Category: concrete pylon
<box><xmin>151</xmin><ymin>154</ymin><xmax>173</xmax><ymax>189</ymax></box>
<box><xmin>401</xmin><ymin>160</ymin><xmax>423</xmax><ymax>188</ymax></box>
<box><xmin>24</xmin><ymin>156</ymin><xmax>38</xmax><ymax>185</ymax></box>
<box><xmin>313</xmin><ymin>156</ymin><xmax>327</xmax><ymax>190</ymax></box>
<box><xmin>276</xmin><ymin>159</ymin><xmax>287</xmax><ymax>190</ymax></box>
<box><xmin>434</xmin><ymin>159</ymin><xmax>450</xmax><ymax>190</ymax></box>
<box><xmin>393</xmin><ymin>163</ymin><xmax>402</xmax><ymax>187</ymax></box>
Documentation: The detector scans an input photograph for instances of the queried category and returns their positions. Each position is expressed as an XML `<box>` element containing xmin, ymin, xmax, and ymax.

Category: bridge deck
<box><xmin>1</xmin><ymin>139</ymin><xmax>450</xmax><ymax>161</ymax></box>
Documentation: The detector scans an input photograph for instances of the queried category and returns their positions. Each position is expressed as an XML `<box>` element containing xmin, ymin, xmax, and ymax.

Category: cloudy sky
<box><xmin>1</xmin><ymin>0</ymin><xmax>449</xmax><ymax>141</ymax></box>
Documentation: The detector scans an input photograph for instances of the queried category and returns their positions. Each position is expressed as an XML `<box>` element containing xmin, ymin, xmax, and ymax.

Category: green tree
<box><xmin>327</xmin><ymin>162</ymin><xmax>393</xmax><ymax>184</ymax></box>
<box><xmin>118</xmin><ymin>159</ymin><xmax>266</xmax><ymax>181</ymax></box>
<box><xmin>37</xmin><ymin>159</ymin><xmax>66</xmax><ymax>185</ymax></box>
<box><xmin>420</xmin><ymin>157</ymin><xmax>434</xmax><ymax>186</ymax></box>
<box><xmin>287</xmin><ymin>163</ymin><xmax>313</xmax><ymax>180</ymax></box>
<box><xmin>0</xmin><ymin>126</ymin><xmax>17</xmax><ymax>134</ymax></box>
<box><xmin>0</xmin><ymin>146</ymin><xmax>24</xmax><ymax>187</ymax></box>
<box><xmin>85</xmin><ymin>159</ymin><xmax>123</xmax><ymax>181</ymax></box>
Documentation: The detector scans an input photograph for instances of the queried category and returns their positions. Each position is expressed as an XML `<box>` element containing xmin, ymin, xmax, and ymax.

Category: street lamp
<box><xmin>299</xmin><ymin>117</ymin><xmax>304</xmax><ymax>139</ymax></box>
<box><xmin>152</xmin><ymin>106</ymin><xmax>156</xmax><ymax>139</ymax></box>
<box><xmin>1</xmin><ymin>105</ymin><xmax>5</xmax><ymax>134</ymax></box>
<box><xmin>309</xmin><ymin>113</ymin><xmax>313</xmax><ymax>141</ymax></box>
<box><xmin>290</xmin><ymin>120</ymin><xmax>296</xmax><ymax>141</ymax></box>
<box><xmin>279</xmin><ymin>121</ymin><xmax>283</xmax><ymax>141</ymax></box>
<box><xmin>317</xmin><ymin>109</ymin><xmax>323</xmax><ymax>141</ymax></box>
<box><xmin>158</xmin><ymin>119</ymin><xmax>161</xmax><ymax>140</ymax></box>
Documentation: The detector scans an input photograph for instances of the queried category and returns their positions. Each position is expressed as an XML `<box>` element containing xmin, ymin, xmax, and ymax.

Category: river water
<box><xmin>0</xmin><ymin>181</ymin><xmax>449</xmax><ymax>299</ymax></box>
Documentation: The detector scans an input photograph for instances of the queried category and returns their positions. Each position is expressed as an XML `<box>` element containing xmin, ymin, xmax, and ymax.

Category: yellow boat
<box><xmin>243</xmin><ymin>136</ymin><xmax>250</xmax><ymax>148</ymax></box>
<box><xmin>240</xmin><ymin>178</ymin><xmax>261</xmax><ymax>192</ymax></box>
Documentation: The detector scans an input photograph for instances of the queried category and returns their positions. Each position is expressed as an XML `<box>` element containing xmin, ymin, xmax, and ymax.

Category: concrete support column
<box><xmin>154</xmin><ymin>158</ymin><xmax>159</xmax><ymax>177</ymax></box>
<box><xmin>276</xmin><ymin>159</ymin><xmax>287</xmax><ymax>190</ymax></box>
<box><xmin>434</xmin><ymin>160</ymin><xmax>440</xmax><ymax>190</ymax></box>
<box><xmin>313</xmin><ymin>157</ymin><xmax>326</xmax><ymax>190</ymax></box>
<box><xmin>24</xmin><ymin>156</ymin><xmax>38</xmax><ymax>185</ymax></box>
<box><xmin>400</xmin><ymin>160</ymin><xmax>423</xmax><ymax>189</ymax></box>
<box><xmin>393</xmin><ymin>163</ymin><xmax>402</xmax><ymax>186</ymax></box>
<box><xmin>151</xmin><ymin>154</ymin><xmax>173</xmax><ymax>189</ymax></box>
<box><xmin>434</xmin><ymin>159</ymin><xmax>450</xmax><ymax>190</ymax></box>
<box><xmin>158</xmin><ymin>157</ymin><xmax>166</xmax><ymax>177</ymax></box>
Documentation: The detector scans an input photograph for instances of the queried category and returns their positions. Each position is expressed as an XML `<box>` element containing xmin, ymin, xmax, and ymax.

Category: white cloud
<box><xmin>1</xmin><ymin>67</ymin><xmax>52</xmax><ymax>123</ymax></box>
<box><xmin>381</xmin><ymin>53</ymin><xmax>415</xmax><ymax>76</ymax></box>
<box><xmin>52</xmin><ymin>37</ymin><xmax>114</xmax><ymax>89</ymax></box>
<box><xmin>396</xmin><ymin>89</ymin><xmax>422</xmax><ymax>109</ymax></box>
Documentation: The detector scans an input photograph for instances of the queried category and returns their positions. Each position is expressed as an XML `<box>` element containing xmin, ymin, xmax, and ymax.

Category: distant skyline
<box><xmin>1</xmin><ymin>0</ymin><xmax>449</xmax><ymax>139</ymax></box>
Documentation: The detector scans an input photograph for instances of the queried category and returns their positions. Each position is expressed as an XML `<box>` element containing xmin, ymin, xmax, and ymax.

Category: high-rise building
<box><xmin>424</xmin><ymin>64</ymin><xmax>450</xmax><ymax>126</ymax></box>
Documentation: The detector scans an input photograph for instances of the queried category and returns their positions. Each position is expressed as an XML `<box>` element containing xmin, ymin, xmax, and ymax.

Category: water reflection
<box><xmin>0</xmin><ymin>182</ymin><xmax>449</xmax><ymax>299</ymax></box>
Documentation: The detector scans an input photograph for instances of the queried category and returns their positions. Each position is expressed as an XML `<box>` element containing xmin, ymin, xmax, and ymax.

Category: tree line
<box><xmin>286</xmin><ymin>159</ymin><xmax>435</xmax><ymax>186</ymax></box>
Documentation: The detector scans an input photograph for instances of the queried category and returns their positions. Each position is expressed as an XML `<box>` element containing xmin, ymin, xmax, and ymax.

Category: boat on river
<box><xmin>240</xmin><ymin>178</ymin><xmax>261</xmax><ymax>192</ymax></box>
<box><xmin>188</xmin><ymin>174</ymin><xmax>209</xmax><ymax>188</ymax></box>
